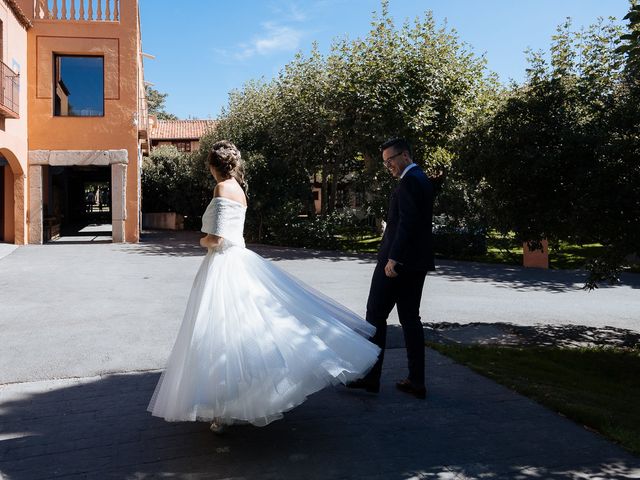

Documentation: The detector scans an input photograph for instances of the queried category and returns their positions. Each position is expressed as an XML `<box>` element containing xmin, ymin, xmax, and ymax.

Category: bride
<box><xmin>148</xmin><ymin>140</ymin><xmax>380</xmax><ymax>431</ymax></box>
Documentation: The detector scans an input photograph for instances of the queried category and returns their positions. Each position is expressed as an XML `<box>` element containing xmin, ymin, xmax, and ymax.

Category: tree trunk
<box><xmin>329</xmin><ymin>161</ymin><xmax>338</xmax><ymax>213</ymax></box>
<box><xmin>321</xmin><ymin>164</ymin><xmax>328</xmax><ymax>216</ymax></box>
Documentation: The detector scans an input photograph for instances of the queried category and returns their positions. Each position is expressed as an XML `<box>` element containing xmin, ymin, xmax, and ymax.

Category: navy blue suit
<box><xmin>364</xmin><ymin>165</ymin><xmax>435</xmax><ymax>386</ymax></box>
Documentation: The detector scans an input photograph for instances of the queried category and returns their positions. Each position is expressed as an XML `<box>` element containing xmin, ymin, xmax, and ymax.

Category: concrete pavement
<box><xmin>1</xmin><ymin>349</ymin><xmax>639</xmax><ymax>479</ymax></box>
<box><xmin>1</xmin><ymin>231</ymin><xmax>639</xmax><ymax>479</ymax></box>
<box><xmin>1</xmin><ymin>231</ymin><xmax>638</xmax><ymax>384</ymax></box>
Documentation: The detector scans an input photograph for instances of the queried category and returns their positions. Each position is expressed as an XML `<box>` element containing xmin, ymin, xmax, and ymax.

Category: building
<box><xmin>0</xmin><ymin>0</ymin><xmax>30</xmax><ymax>244</ymax></box>
<box><xmin>0</xmin><ymin>0</ymin><xmax>149</xmax><ymax>245</ymax></box>
<box><xmin>150</xmin><ymin>119</ymin><xmax>216</xmax><ymax>153</ymax></box>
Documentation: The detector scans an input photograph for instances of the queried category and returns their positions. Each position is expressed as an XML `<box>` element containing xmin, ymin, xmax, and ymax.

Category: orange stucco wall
<box><xmin>19</xmin><ymin>0</ymin><xmax>144</xmax><ymax>242</ymax></box>
<box><xmin>0</xmin><ymin>0</ymin><xmax>28</xmax><ymax>244</ymax></box>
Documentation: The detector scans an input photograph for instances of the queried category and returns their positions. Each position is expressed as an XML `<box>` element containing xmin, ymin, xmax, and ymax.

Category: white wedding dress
<box><xmin>148</xmin><ymin>196</ymin><xmax>380</xmax><ymax>427</ymax></box>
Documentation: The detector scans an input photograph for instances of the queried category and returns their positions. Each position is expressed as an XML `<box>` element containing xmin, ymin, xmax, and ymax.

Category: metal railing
<box><xmin>0</xmin><ymin>60</ymin><xmax>19</xmax><ymax>118</ymax></box>
<box><xmin>34</xmin><ymin>0</ymin><xmax>120</xmax><ymax>22</ymax></box>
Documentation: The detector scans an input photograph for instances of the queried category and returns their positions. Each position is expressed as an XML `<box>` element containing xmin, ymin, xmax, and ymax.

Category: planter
<box><xmin>523</xmin><ymin>239</ymin><xmax>549</xmax><ymax>269</ymax></box>
<box><xmin>142</xmin><ymin>212</ymin><xmax>185</xmax><ymax>230</ymax></box>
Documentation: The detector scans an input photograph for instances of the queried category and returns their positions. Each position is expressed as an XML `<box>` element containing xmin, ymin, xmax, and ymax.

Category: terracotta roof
<box><xmin>151</xmin><ymin>119</ymin><xmax>217</xmax><ymax>140</ymax></box>
<box><xmin>4</xmin><ymin>0</ymin><xmax>32</xmax><ymax>28</ymax></box>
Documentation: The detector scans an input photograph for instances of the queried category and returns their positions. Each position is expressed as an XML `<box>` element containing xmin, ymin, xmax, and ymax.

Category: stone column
<box><xmin>13</xmin><ymin>173</ymin><xmax>27</xmax><ymax>245</ymax></box>
<box><xmin>111</xmin><ymin>163</ymin><xmax>127</xmax><ymax>243</ymax></box>
<box><xmin>28</xmin><ymin>165</ymin><xmax>43</xmax><ymax>244</ymax></box>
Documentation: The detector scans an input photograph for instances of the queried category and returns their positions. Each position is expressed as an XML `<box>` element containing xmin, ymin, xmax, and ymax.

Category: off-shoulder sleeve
<box><xmin>201</xmin><ymin>200</ymin><xmax>216</xmax><ymax>235</ymax></box>
<box><xmin>201</xmin><ymin>198</ymin><xmax>246</xmax><ymax>247</ymax></box>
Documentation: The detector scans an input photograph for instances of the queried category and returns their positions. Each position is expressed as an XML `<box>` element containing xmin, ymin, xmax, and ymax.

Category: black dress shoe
<box><xmin>346</xmin><ymin>379</ymin><xmax>380</xmax><ymax>393</ymax></box>
<box><xmin>395</xmin><ymin>379</ymin><xmax>426</xmax><ymax>399</ymax></box>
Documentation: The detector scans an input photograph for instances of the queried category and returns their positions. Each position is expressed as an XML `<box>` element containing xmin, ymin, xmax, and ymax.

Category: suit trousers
<box><xmin>363</xmin><ymin>261</ymin><xmax>427</xmax><ymax>386</ymax></box>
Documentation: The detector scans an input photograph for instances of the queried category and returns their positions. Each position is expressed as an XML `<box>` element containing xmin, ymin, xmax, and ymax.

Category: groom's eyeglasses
<box><xmin>383</xmin><ymin>151</ymin><xmax>403</xmax><ymax>166</ymax></box>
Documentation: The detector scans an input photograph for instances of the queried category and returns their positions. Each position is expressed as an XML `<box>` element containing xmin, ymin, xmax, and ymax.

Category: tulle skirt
<box><xmin>148</xmin><ymin>244</ymin><xmax>380</xmax><ymax>427</ymax></box>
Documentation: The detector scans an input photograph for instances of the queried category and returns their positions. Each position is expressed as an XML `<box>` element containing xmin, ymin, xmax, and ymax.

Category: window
<box><xmin>173</xmin><ymin>141</ymin><xmax>191</xmax><ymax>153</ymax></box>
<box><xmin>54</xmin><ymin>55</ymin><xmax>104</xmax><ymax>117</ymax></box>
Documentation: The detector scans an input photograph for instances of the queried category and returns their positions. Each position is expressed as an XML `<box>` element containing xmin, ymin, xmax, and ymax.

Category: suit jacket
<box><xmin>377</xmin><ymin>166</ymin><xmax>435</xmax><ymax>272</ymax></box>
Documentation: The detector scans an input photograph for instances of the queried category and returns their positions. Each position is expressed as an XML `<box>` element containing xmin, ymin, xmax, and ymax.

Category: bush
<box><xmin>142</xmin><ymin>145</ymin><xmax>213</xmax><ymax>226</ymax></box>
<box><xmin>432</xmin><ymin>215</ymin><xmax>487</xmax><ymax>257</ymax></box>
<box><xmin>255</xmin><ymin>205</ymin><xmax>368</xmax><ymax>249</ymax></box>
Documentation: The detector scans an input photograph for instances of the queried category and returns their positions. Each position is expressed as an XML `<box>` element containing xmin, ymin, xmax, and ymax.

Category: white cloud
<box><xmin>235</xmin><ymin>22</ymin><xmax>304</xmax><ymax>59</ymax></box>
<box><xmin>268</xmin><ymin>1</ymin><xmax>308</xmax><ymax>22</ymax></box>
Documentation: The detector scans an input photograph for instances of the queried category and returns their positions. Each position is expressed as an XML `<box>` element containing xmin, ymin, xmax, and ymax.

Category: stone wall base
<box><xmin>142</xmin><ymin>212</ymin><xmax>185</xmax><ymax>231</ymax></box>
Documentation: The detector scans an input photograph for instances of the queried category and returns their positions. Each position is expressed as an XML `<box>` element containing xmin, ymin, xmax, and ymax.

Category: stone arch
<box><xmin>0</xmin><ymin>148</ymin><xmax>24</xmax><ymax>176</ymax></box>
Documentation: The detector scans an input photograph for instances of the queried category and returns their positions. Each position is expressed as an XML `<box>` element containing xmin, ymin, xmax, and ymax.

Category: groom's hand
<box><xmin>385</xmin><ymin>259</ymin><xmax>399</xmax><ymax>278</ymax></box>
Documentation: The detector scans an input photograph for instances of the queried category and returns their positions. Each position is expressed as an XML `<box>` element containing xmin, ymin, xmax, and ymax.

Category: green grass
<box><xmin>338</xmin><ymin>234</ymin><xmax>382</xmax><ymax>254</ymax></box>
<box><xmin>338</xmin><ymin>231</ymin><xmax>640</xmax><ymax>273</ymax></box>
<box><xmin>429</xmin><ymin>343</ymin><xmax>640</xmax><ymax>455</ymax></box>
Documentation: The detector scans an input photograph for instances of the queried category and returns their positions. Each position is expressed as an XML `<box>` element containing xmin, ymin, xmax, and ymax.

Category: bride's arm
<box><xmin>200</xmin><ymin>234</ymin><xmax>223</xmax><ymax>249</ymax></box>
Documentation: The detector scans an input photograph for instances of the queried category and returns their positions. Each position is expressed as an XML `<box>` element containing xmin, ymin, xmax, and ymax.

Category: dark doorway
<box><xmin>47</xmin><ymin>165</ymin><xmax>112</xmax><ymax>242</ymax></box>
<box><xmin>0</xmin><ymin>163</ymin><xmax>4</xmax><ymax>242</ymax></box>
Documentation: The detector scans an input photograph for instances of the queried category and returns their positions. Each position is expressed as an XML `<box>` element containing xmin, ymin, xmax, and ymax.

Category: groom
<box><xmin>349</xmin><ymin>138</ymin><xmax>435</xmax><ymax>399</ymax></box>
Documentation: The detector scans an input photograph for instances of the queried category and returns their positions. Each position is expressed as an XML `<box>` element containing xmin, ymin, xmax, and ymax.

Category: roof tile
<box><xmin>151</xmin><ymin>119</ymin><xmax>217</xmax><ymax>140</ymax></box>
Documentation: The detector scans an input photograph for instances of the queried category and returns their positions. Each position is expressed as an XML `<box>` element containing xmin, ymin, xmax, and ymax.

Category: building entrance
<box><xmin>46</xmin><ymin>165</ymin><xmax>112</xmax><ymax>242</ymax></box>
<box><xmin>0</xmin><ymin>163</ymin><xmax>4</xmax><ymax>242</ymax></box>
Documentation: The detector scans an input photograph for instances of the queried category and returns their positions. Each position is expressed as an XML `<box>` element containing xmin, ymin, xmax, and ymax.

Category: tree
<box><xmin>146</xmin><ymin>86</ymin><xmax>178</xmax><ymax>120</ymax></box>
<box><xmin>142</xmin><ymin>145</ymin><xmax>212</xmax><ymax>228</ymax></box>
<box><xmin>201</xmin><ymin>2</ymin><xmax>492</xmax><ymax>243</ymax></box>
<box><xmin>455</xmin><ymin>16</ymin><xmax>638</xmax><ymax>288</ymax></box>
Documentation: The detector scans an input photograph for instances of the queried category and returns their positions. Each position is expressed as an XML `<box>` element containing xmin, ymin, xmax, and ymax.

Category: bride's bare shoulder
<box><xmin>214</xmin><ymin>180</ymin><xmax>247</xmax><ymax>206</ymax></box>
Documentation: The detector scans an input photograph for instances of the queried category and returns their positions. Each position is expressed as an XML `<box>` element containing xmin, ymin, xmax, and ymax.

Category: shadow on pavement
<box><xmin>129</xmin><ymin>231</ymin><xmax>640</xmax><ymax>292</ymax></box>
<box><xmin>131</xmin><ymin>230</ymin><xmax>377</xmax><ymax>264</ymax></box>
<box><xmin>435</xmin><ymin>261</ymin><xmax>640</xmax><ymax>292</ymax></box>
<box><xmin>1</xmin><ymin>350</ymin><xmax>638</xmax><ymax>479</ymax></box>
<box><xmin>426</xmin><ymin>322</ymin><xmax>640</xmax><ymax>349</ymax></box>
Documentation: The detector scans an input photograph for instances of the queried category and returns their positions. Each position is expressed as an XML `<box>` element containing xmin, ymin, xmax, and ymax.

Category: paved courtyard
<box><xmin>0</xmin><ymin>231</ymin><xmax>639</xmax><ymax>479</ymax></box>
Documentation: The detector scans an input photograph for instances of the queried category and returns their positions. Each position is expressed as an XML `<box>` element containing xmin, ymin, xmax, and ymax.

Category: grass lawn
<box><xmin>341</xmin><ymin>232</ymin><xmax>640</xmax><ymax>274</ymax></box>
<box><xmin>338</xmin><ymin>234</ymin><xmax>382</xmax><ymax>254</ymax></box>
<box><xmin>429</xmin><ymin>343</ymin><xmax>640</xmax><ymax>455</ymax></box>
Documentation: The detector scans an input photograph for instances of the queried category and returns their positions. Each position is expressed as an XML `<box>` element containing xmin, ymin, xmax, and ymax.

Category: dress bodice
<box><xmin>201</xmin><ymin>197</ymin><xmax>246</xmax><ymax>248</ymax></box>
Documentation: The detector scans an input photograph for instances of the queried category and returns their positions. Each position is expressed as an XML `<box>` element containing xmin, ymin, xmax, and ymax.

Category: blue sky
<box><xmin>139</xmin><ymin>0</ymin><xmax>632</xmax><ymax>120</ymax></box>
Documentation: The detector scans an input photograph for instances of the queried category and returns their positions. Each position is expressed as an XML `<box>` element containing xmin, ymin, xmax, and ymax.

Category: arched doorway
<box><xmin>0</xmin><ymin>156</ymin><xmax>5</xmax><ymax>242</ymax></box>
<box><xmin>0</xmin><ymin>149</ymin><xmax>25</xmax><ymax>245</ymax></box>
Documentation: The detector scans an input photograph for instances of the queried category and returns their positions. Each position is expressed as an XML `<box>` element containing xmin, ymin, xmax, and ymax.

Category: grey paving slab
<box><xmin>1</xmin><ymin>232</ymin><xmax>639</xmax><ymax>479</ymax></box>
<box><xmin>0</xmin><ymin>243</ymin><xmax>17</xmax><ymax>261</ymax></box>
<box><xmin>0</xmin><ymin>349</ymin><xmax>638</xmax><ymax>480</ymax></box>
<box><xmin>1</xmin><ymin>231</ymin><xmax>639</xmax><ymax>385</ymax></box>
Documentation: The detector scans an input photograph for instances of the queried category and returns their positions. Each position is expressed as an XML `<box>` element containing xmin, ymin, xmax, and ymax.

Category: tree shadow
<box><xmin>1</xmin><ymin>351</ymin><xmax>639</xmax><ymax>479</ymax></box>
<box><xmin>435</xmin><ymin>260</ymin><xmax>640</xmax><ymax>292</ymax></box>
<box><xmin>129</xmin><ymin>231</ymin><xmax>639</xmax><ymax>291</ymax></box>
<box><xmin>427</xmin><ymin>322</ymin><xmax>640</xmax><ymax>348</ymax></box>
<box><xmin>130</xmin><ymin>230</ymin><xmax>377</xmax><ymax>263</ymax></box>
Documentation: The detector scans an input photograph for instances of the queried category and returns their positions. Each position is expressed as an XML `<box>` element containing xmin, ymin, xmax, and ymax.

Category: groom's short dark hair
<box><xmin>380</xmin><ymin>138</ymin><xmax>412</xmax><ymax>157</ymax></box>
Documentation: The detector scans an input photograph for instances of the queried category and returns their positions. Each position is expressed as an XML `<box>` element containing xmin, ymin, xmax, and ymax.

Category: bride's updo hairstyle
<box><xmin>207</xmin><ymin>140</ymin><xmax>248</xmax><ymax>192</ymax></box>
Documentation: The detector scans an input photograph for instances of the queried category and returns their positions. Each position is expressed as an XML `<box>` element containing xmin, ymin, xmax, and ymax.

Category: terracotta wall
<box><xmin>19</xmin><ymin>0</ymin><xmax>143</xmax><ymax>242</ymax></box>
<box><xmin>0</xmin><ymin>0</ymin><xmax>28</xmax><ymax>243</ymax></box>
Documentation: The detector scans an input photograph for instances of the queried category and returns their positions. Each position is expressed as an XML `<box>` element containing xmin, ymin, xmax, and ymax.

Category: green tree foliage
<box><xmin>142</xmin><ymin>145</ymin><xmax>212</xmax><ymax>228</ymax></box>
<box><xmin>195</xmin><ymin>1</ymin><xmax>493</xmax><ymax>244</ymax></box>
<box><xmin>456</xmin><ymin>14</ymin><xmax>639</xmax><ymax>288</ymax></box>
<box><xmin>146</xmin><ymin>86</ymin><xmax>178</xmax><ymax>120</ymax></box>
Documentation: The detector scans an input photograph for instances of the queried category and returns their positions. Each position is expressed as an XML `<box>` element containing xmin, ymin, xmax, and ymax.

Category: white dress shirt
<box><xmin>400</xmin><ymin>163</ymin><xmax>417</xmax><ymax>179</ymax></box>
